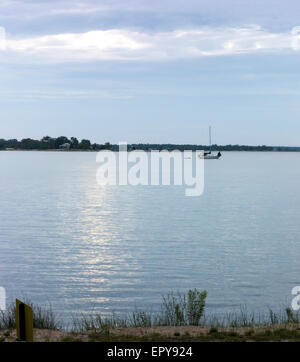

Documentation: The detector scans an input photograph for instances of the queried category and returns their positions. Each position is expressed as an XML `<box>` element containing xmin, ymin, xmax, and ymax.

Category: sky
<box><xmin>0</xmin><ymin>0</ymin><xmax>300</xmax><ymax>145</ymax></box>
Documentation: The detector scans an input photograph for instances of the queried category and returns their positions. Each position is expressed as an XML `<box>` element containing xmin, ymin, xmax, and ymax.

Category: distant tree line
<box><xmin>128</xmin><ymin>144</ymin><xmax>300</xmax><ymax>152</ymax></box>
<box><xmin>0</xmin><ymin>137</ymin><xmax>299</xmax><ymax>152</ymax></box>
<box><xmin>0</xmin><ymin>136</ymin><xmax>112</xmax><ymax>151</ymax></box>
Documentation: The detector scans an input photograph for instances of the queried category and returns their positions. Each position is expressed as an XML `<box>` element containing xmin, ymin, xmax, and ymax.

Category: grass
<box><xmin>0</xmin><ymin>300</ymin><xmax>61</xmax><ymax>330</ymax></box>
<box><xmin>72</xmin><ymin>291</ymin><xmax>300</xmax><ymax>332</ymax></box>
<box><xmin>0</xmin><ymin>289</ymin><xmax>300</xmax><ymax>342</ymax></box>
<box><xmin>60</xmin><ymin>327</ymin><xmax>300</xmax><ymax>342</ymax></box>
<box><xmin>72</xmin><ymin>289</ymin><xmax>207</xmax><ymax>332</ymax></box>
<box><xmin>158</xmin><ymin>289</ymin><xmax>207</xmax><ymax>326</ymax></box>
<box><xmin>200</xmin><ymin>306</ymin><xmax>300</xmax><ymax>329</ymax></box>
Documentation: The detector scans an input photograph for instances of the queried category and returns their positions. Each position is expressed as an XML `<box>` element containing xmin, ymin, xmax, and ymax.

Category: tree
<box><xmin>92</xmin><ymin>143</ymin><xmax>102</xmax><ymax>150</ymax></box>
<box><xmin>103</xmin><ymin>142</ymin><xmax>112</xmax><ymax>150</ymax></box>
<box><xmin>41</xmin><ymin>136</ymin><xmax>55</xmax><ymax>149</ymax></box>
<box><xmin>5</xmin><ymin>139</ymin><xmax>19</xmax><ymax>148</ymax></box>
<box><xmin>55</xmin><ymin>136</ymin><xmax>70</xmax><ymax>149</ymax></box>
<box><xmin>79</xmin><ymin>139</ymin><xmax>91</xmax><ymax>149</ymax></box>
<box><xmin>20</xmin><ymin>138</ymin><xmax>39</xmax><ymax>149</ymax></box>
<box><xmin>70</xmin><ymin>137</ymin><xmax>79</xmax><ymax>149</ymax></box>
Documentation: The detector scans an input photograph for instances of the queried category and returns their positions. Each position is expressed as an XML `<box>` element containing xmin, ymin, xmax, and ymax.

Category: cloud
<box><xmin>0</xmin><ymin>0</ymin><xmax>299</xmax><ymax>32</ymax></box>
<box><xmin>0</xmin><ymin>27</ymin><xmax>5</xmax><ymax>50</ymax></box>
<box><xmin>0</xmin><ymin>89</ymin><xmax>134</xmax><ymax>100</ymax></box>
<box><xmin>1</xmin><ymin>25</ymin><xmax>300</xmax><ymax>63</ymax></box>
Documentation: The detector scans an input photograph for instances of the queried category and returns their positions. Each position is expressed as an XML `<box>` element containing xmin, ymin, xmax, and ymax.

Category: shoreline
<box><xmin>1</xmin><ymin>290</ymin><xmax>299</xmax><ymax>342</ymax></box>
<box><xmin>1</xmin><ymin>323</ymin><xmax>300</xmax><ymax>342</ymax></box>
<box><xmin>1</xmin><ymin>149</ymin><xmax>300</xmax><ymax>153</ymax></box>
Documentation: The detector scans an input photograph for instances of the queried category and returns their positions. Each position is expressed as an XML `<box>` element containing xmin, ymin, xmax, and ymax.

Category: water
<box><xmin>0</xmin><ymin>151</ymin><xmax>300</xmax><ymax>324</ymax></box>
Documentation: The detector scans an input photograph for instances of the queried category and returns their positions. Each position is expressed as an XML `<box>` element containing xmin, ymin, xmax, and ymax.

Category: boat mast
<box><xmin>209</xmin><ymin>126</ymin><xmax>212</xmax><ymax>152</ymax></box>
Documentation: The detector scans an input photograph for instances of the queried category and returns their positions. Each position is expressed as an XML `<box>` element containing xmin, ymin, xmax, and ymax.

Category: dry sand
<box><xmin>1</xmin><ymin>323</ymin><xmax>300</xmax><ymax>342</ymax></box>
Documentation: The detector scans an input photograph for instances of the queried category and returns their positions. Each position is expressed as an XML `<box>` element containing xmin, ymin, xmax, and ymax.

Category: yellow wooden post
<box><xmin>16</xmin><ymin>299</ymin><xmax>34</xmax><ymax>342</ymax></box>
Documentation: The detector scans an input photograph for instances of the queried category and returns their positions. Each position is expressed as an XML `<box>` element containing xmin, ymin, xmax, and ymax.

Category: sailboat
<box><xmin>199</xmin><ymin>126</ymin><xmax>222</xmax><ymax>159</ymax></box>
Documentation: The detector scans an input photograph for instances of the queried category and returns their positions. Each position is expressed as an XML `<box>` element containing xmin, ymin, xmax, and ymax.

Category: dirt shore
<box><xmin>1</xmin><ymin>323</ymin><xmax>300</xmax><ymax>342</ymax></box>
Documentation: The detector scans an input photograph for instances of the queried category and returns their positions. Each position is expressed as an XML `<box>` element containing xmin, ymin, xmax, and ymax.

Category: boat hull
<box><xmin>199</xmin><ymin>154</ymin><xmax>221</xmax><ymax>159</ymax></box>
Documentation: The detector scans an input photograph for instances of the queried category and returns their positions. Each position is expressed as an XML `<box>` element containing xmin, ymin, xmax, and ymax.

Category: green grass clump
<box><xmin>1</xmin><ymin>289</ymin><xmax>300</xmax><ymax>342</ymax></box>
<box><xmin>158</xmin><ymin>289</ymin><xmax>207</xmax><ymax>326</ymax></box>
<box><xmin>72</xmin><ymin>288</ymin><xmax>207</xmax><ymax>331</ymax></box>
<box><xmin>245</xmin><ymin>329</ymin><xmax>254</xmax><ymax>337</ymax></box>
<box><xmin>0</xmin><ymin>301</ymin><xmax>60</xmax><ymax>330</ymax></box>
